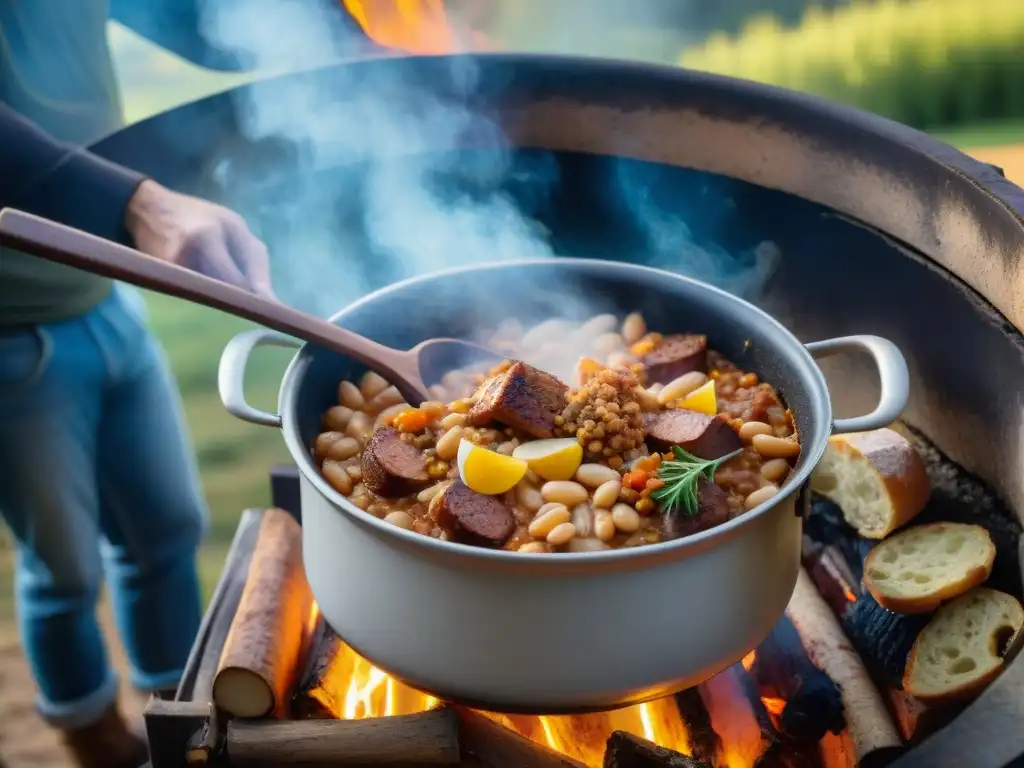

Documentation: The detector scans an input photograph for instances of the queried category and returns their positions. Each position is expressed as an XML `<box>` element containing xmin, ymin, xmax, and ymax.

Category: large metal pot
<box><xmin>218</xmin><ymin>258</ymin><xmax>907</xmax><ymax>713</ymax></box>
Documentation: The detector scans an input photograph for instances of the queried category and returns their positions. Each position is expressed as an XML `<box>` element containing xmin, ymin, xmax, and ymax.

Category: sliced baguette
<box><xmin>810</xmin><ymin>428</ymin><xmax>931</xmax><ymax>539</ymax></box>
<box><xmin>863</xmin><ymin>523</ymin><xmax>995</xmax><ymax>614</ymax></box>
<box><xmin>903</xmin><ymin>587</ymin><xmax>1024</xmax><ymax>705</ymax></box>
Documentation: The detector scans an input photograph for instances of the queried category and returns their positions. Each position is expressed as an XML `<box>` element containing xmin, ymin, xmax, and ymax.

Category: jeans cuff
<box><xmin>36</xmin><ymin>670</ymin><xmax>119</xmax><ymax>730</ymax></box>
<box><xmin>130</xmin><ymin>667</ymin><xmax>183</xmax><ymax>694</ymax></box>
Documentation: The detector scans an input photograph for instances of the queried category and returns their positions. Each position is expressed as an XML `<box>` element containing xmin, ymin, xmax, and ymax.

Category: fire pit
<box><xmin>93</xmin><ymin>53</ymin><xmax>1024</xmax><ymax>768</ymax></box>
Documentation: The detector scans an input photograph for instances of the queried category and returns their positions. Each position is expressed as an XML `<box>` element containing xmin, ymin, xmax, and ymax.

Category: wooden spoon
<box><xmin>0</xmin><ymin>208</ymin><xmax>500</xmax><ymax>405</ymax></box>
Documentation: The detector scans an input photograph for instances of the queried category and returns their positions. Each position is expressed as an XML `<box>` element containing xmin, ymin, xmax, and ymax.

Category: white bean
<box><xmin>323</xmin><ymin>405</ymin><xmax>355</xmax><ymax>432</ymax></box>
<box><xmin>528</xmin><ymin>505</ymin><xmax>570</xmax><ymax>538</ymax></box>
<box><xmin>417</xmin><ymin>482</ymin><xmax>448</xmax><ymax>503</ymax></box>
<box><xmin>326</xmin><ymin>436</ymin><xmax>361</xmax><ymax>461</ymax></box>
<box><xmin>745</xmin><ymin>483</ymin><xmax>780</xmax><ymax>510</ymax></box>
<box><xmin>571</xmin><ymin>503</ymin><xmax>594</xmax><ymax>537</ymax></box>
<box><xmin>440</xmin><ymin>412</ymin><xmax>467</xmax><ymax>430</ymax></box>
<box><xmin>522</xmin><ymin>319</ymin><xmax>572</xmax><ymax>349</ymax></box>
<box><xmin>611</xmin><ymin>503</ymin><xmax>641</xmax><ymax>533</ymax></box>
<box><xmin>435</xmin><ymin>427</ymin><xmax>464</xmax><ymax>461</ymax></box>
<box><xmin>622</xmin><ymin>312</ymin><xmax>646</xmax><ymax>344</ymax></box>
<box><xmin>541</xmin><ymin>480</ymin><xmax>590</xmax><ymax>507</ymax></box>
<box><xmin>384</xmin><ymin>511</ymin><xmax>414</xmax><ymax>529</ymax></box>
<box><xmin>516</xmin><ymin>483</ymin><xmax>544</xmax><ymax>513</ymax></box>
<box><xmin>536</xmin><ymin>502</ymin><xmax>566</xmax><ymax>517</ymax></box>
<box><xmin>322</xmin><ymin>460</ymin><xmax>353</xmax><ymax>495</ymax></box>
<box><xmin>579</xmin><ymin>313</ymin><xmax>618</xmax><ymax>338</ymax></box>
<box><xmin>420</xmin><ymin>400</ymin><xmax>447</xmax><ymax>418</ymax></box>
<box><xmin>592</xmin><ymin>332</ymin><xmax>626</xmax><ymax>358</ymax></box>
<box><xmin>566</xmin><ymin>538</ymin><xmax>611</xmax><ymax>553</ymax></box>
<box><xmin>739</xmin><ymin>420</ymin><xmax>772</xmax><ymax>443</ymax></box>
<box><xmin>575</xmin><ymin>463</ymin><xmax>620</xmax><ymax>488</ymax></box>
<box><xmin>752</xmin><ymin>434</ymin><xmax>801</xmax><ymax>459</ymax></box>
<box><xmin>546</xmin><ymin>522</ymin><xmax>577</xmax><ymax>547</ymax></box>
<box><xmin>338</xmin><ymin>381</ymin><xmax>365</xmax><ymax>410</ymax></box>
<box><xmin>760</xmin><ymin>458</ymin><xmax>791</xmax><ymax>483</ymax></box>
<box><xmin>369</xmin><ymin>386</ymin><xmax>405</xmax><ymax>413</ymax></box>
<box><xmin>592</xmin><ymin>479</ymin><xmax>622</xmax><ymax>509</ymax></box>
<box><xmin>345</xmin><ymin>411</ymin><xmax>373</xmax><ymax>440</ymax></box>
<box><xmin>635</xmin><ymin>386</ymin><xmax>661</xmax><ymax>413</ymax></box>
<box><xmin>314</xmin><ymin>431</ymin><xmax>344</xmax><ymax>460</ymax></box>
<box><xmin>657</xmin><ymin>372</ymin><xmax>709</xmax><ymax>405</ymax></box>
<box><xmin>518</xmin><ymin>541</ymin><xmax>549</xmax><ymax>553</ymax></box>
<box><xmin>360</xmin><ymin>371</ymin><xmax>390</xmax><ymax>401</ymax></box>
<box><xmin>594</xmin><ymin>510</ymin><xmax>616</xmax><ymax>542</ymax></box>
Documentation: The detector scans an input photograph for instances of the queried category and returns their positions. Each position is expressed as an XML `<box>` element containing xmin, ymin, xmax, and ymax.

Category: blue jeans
<box><xmin>0</xmin><ymin>285</ymin><xmax>207</xmax><ymax>728</ymax></box>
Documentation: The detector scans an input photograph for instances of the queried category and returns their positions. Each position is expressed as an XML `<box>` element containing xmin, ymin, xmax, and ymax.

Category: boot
<box><xmin>61</xmin><ymin>703</ymin><xmax>150</xmax><ymax>768</ymax></box>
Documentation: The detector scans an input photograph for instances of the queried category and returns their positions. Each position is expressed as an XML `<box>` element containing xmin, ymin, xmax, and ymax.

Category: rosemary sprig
<box><xmin>652</xmin><ymin>445</ymin><xmax>743</xmax><ymax>516</ymax></box>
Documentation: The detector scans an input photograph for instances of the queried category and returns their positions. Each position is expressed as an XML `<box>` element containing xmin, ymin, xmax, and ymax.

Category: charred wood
<box><xmin>803</xmin><ymin>498</ymin><xmax>873</xmax><ymax>583</ymax></box>
<box><xmin>747</xmin><ymin>616</ymin><xmax>845</xmax><ymax>745</ymax></box>
<box><xmin>734</xmin><ymin>671</ymin><xmax>818</xmax><ymax>768</ymax></box>
<box><xmin>841</xmin><ymin>596</ymin><xmax>928</xmax><ymax>689</ymax></box>
<box><xmin>603</xmin><ymin>732</ymin><xmax>711</xmax><ymax>768</ymax></box>
<box><xmin>672</xmin><ymin>688</ymin><xmax>719</xmax><ymax>767</ymax></box>
<box><xmin>787</xmin><ymin>569</ymin><xmax>901</xmax><ymax>765</ymax></box>
<box><xmin>292</xmin><ymin>614</ymin><xmax>346</xmax><ymax>720</ymax></box>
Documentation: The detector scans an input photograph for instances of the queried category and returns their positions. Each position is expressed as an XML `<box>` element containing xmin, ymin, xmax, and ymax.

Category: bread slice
<box><xmin>810</xmin><ymin>428</ymin><xmax>931</xmax><ymax>539</ymax></box>
<box><xmin>863</xmin><ymin>523</ymin><xmax>996</xmax><ymax>614</ymax></box>
<box><xmin>903</xmin><ymin>587</ymin><xmax>1024</xmax><ymax>705</ymax></box>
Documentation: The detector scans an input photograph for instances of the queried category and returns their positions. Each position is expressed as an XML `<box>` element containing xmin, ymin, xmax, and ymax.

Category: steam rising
<box><xmin>198</xmin><ymin>1</ymin><xmax>779</xmax><ymax>319</ymax></box>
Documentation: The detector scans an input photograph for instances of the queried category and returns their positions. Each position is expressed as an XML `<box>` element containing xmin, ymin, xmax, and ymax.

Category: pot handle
<box><xmin>805</xmin><ymin>335</ymin><xmax>909</xmax><ymax>434</ymax></box>
<box><xmin>219</xmin><ymin>329</ymin><xmax>302</xmax><ymax>428</ymax></box>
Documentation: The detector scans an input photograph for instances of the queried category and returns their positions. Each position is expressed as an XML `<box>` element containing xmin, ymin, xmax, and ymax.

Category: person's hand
<box><xmin>124</xmin><ymin>180</ymin><xmax>276</xmax><ymax>299</ymax></box>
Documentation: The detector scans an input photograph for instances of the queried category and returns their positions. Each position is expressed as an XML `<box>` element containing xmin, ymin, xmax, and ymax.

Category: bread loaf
<box><xmin>903</xmin><ymin>588</ymin><xmax>1024</xmax><ymax>705</ymax></box>
<box><xmin>863</xmin><ymin>523</ymin><xmax>996</xmax><ymax>614</ymax></box>
<box><xmin>810</xmin><ymin>428</ymin><xmax>931</xmax><ymax>539</ymax></box>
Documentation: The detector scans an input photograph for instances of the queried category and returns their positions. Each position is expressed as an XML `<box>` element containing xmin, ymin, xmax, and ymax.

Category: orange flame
<box><xmin>308</xmin><ymin>602</ymin><xmax>695</xmax><ymax>767</ymax></box>
<box><xmin>341</xmin><ymin>0</ymin><xmax>488</xmax><ymax>54</ymax></box>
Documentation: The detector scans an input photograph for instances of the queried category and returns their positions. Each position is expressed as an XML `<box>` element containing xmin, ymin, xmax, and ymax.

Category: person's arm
<box><xmin>0</xmin><ymin>103</ymin><xmax>144</xmax><ymax>243</ymax></box>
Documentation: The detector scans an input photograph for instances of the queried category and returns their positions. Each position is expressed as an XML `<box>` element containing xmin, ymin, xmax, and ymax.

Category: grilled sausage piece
<box><xmin>641</xmin><ymin>334</ymin><xmax>708</xmax><ymax>384</ymax></box>
<box><xmin>468</xmin><ymin>361</ymin><xmax>568</xmax><ymax>439</ymax></box>
<box><xmin>429</xmin><ymin>481</ymin><xmax>515</xmax><ymax>547</ymax></box>
<box><xmin>361</xmin><ymin>427</ymin><xmax>429</xmax><ymax>497</ymax></box>
<box><xmin>661</xmin><ymin>479</ymin><xmax>731</xmax><ymax>539</ymax></box>
<box><xmin>644</xmin><ymin>409</ymin><xmax>742</xmax><ymax>459</ymax></box>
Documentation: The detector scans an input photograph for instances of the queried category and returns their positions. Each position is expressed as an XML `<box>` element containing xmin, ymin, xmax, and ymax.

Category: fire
<box><xmin>341</xmin><ymin>0</ymin><xmax>489</xmax><ymax>54</ymax></box>
<box><xmin>307</xmin><ymin>602</ymin><xmax>693</xmax><ymax>767</ymax></box>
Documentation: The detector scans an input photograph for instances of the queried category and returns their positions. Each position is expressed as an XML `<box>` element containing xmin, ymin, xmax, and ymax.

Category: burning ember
<box><xmin>341</xmin><ymin>0</ymin><xmax>490</xmax><ymax>54</ymax></box>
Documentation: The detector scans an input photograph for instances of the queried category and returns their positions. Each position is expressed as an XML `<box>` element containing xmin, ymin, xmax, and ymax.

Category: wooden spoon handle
<box><xmin>0</xmin><ymin>208</ymin><xmax>403</xmax><ymax>373</ymax></box>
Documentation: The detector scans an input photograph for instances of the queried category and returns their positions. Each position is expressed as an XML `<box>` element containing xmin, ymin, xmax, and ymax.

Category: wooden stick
<box><xmin>455</xmin><ymin>708</ymin><xmax>586</xmax><ymax>768</ymax></box>
<box><xmin>697</xmin><ymin>665</ymin><xmax>777</xmax><ymax>768</ymax></box>
<box><xmin>225</xmin><ymin>708</ymin><xmax>461</xmax><ymax>765</ymax></box>
<box><xmin>671</xmin><ymin>688</ymin><xmax>719</xmax><ymax>767</ymax></box>
<box><xmin>292</xmin><ymin>613</ymin><xmax>347</xmax><ymax>720</ymax></box>
<box><xmin>213</xmin><ymin>508</ymin><xmax>314</xmax><ymax>718</ymax></box>
<box><xmin>787</xmin><ymin>568</ymin><xmax>900</xmax><ymax>765</ymax></box>
<box><xmin>603</xmin><ymin>731</ymin><xmax>711</xmax><ymax>768</ymax></box>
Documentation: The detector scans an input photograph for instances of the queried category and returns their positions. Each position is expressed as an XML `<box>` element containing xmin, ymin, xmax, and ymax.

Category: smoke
<box><xmin>197</xmin><ymin>0</ymin><xmax>779</xmax><ymax>321</ymax></box>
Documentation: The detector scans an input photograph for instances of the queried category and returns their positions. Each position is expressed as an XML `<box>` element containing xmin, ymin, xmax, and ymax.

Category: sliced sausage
<box><xmin>428</xmin><ymin>481</ymin><xmax>515</xmax><ymax>547</ymax></box>
<box><xmin>644</xmin><ymin>409</ymin><xmax>742</xmax><ymax>459</ymax></box>
<box><xmin>360</xmin><ymin>427</ymin><xmax>429</xmax><ymax>497</ymax></box>
<box><xmin>661</xmin><ymin>479</ymin><xmax>731</xmax><ymax>539</ymax></box>
<box><xmin>468</xmin><ymin>360</ymin><xmax>569</xmax><ymax>439</ymax></box>
<box><xmin>641</xmin><ymin>334</ymin><xmax>708</xmax><ymax>384</ymax></box>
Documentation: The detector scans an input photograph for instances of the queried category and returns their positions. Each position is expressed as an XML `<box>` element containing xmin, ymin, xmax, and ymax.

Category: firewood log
<box><xmin>292</xmin><ymin>614</ymin><xmax>346</xmax><ymax>719</ymax></box>
<box><xmin>454</xmin><ymin>708</ymin><xmax>587</xmax><ymax>768</ymax></box>
<box><xmin>787</xmin><ymin>568</ymin><xmax>900</xmax><ymax>766</ymax></box>
<box><xmin>603</xmin><ymin>731</ymin><xmax>712</xmax><ymax>768</ymax></box>
<box><xmin>225</xmin><ymin>708</ymin><xmax>460</xmax><ymax>765</ymax></box>
<box><xmin>697</xmin><ymin>665</ymin><xmax>781</xmax><ymax>768</ymax></box>
<box><xmin>671</xmin><ymin>688</ymin><xmax>719</xmax><ymax>767</ymax></box>
<box><xmin>213</xmin><ymin>508</ymin><xmax>313</xmax><ymax>718</ymax></box>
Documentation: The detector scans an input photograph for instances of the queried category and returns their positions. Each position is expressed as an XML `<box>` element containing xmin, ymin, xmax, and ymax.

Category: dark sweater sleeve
<box><xmin>0</xmin><ymin>103</ymin><xmax>145</xmax><ymax>244</ymax></box>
